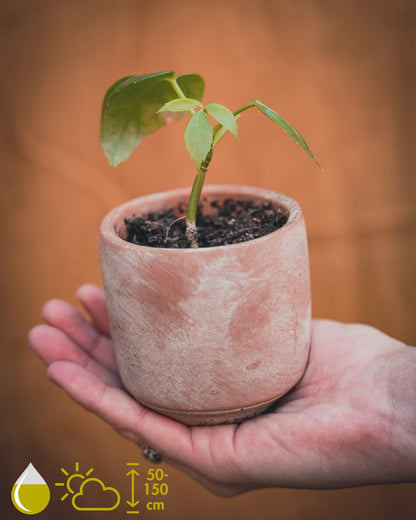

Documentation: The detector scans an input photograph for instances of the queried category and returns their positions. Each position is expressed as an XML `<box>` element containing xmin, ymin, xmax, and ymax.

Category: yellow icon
<box><xmin>126</xmin><ymin>462</ymin><xmax>140</xmax><ymax>510</ymax></box>
<box><xmin>11</xmin><ymin>463</ymin><xmax>50</xmax><ymax>515</ymax></box>
<box><xmin>55</xmin><ymin>462</ymin><xmax>120</xmax><ymax>511</ymax></box>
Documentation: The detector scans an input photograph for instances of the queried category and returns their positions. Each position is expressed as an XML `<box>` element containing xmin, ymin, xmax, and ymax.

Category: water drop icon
<box><xmin>11</xmin><ymin>463</ymin><xmax>50</xmax><ymax>515</ymax></box>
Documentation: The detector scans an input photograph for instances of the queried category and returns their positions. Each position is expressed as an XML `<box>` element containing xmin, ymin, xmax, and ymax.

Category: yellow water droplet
<box><xmin>11</xmin><ymin>463</ymin><xmax>50</xmax><ymax>515</ymax></box>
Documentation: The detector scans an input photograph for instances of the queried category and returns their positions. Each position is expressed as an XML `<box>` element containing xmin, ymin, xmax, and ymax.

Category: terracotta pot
<box><xmin>99</xmin><ymin>185</ymin><xmax>311</xmax><ymax>425</ymax></box>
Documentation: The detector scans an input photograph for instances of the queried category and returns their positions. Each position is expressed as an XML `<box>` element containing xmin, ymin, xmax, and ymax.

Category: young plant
<box><xmin>100</xmin><ymin>71</ymin><xmax>320</xmax><ymax>247</ymax></box>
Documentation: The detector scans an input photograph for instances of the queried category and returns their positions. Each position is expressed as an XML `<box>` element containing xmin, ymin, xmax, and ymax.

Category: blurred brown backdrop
<box><xmin>1</xmin><ymin>0</ymin><xmax>415</xmax><ymax>519</ymax></box>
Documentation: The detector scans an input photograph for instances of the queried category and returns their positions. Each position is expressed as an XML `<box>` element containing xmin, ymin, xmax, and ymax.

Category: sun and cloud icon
<box><xmin>55</xmin><ymin>462</ymin><xmax>120</xmax><ymax>511</ymax></box>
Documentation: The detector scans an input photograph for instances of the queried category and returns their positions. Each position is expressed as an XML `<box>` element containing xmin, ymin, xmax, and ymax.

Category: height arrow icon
<box><xmin>126</xmin><ymin>469</ymin><xmax>140</xmax><ymax>507</ymax></box>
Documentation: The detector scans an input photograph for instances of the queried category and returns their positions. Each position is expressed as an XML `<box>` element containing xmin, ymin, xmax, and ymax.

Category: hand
<box><xmin>28</xmin><ymin>284</ymin><xmax>416</xmax><ymax>496</ymax></box>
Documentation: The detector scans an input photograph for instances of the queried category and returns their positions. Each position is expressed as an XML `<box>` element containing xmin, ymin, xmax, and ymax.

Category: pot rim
<box><xmin>100</xmin><ymin>184</ymin><xmax>304</xmax><ymax>253</ymax></box>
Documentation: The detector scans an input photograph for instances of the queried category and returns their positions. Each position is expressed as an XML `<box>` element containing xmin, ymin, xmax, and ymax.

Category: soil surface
<box><xmin>123</xmin><ymin>197</ymin><xmax>288</xmax><ymax>248</ymax></box>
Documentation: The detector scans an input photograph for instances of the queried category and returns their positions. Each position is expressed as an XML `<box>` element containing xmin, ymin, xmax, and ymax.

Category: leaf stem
<box><xmin>168</xmin><ymin>78</ymin><xmax>195</xmax><ymax>114</ymax></box>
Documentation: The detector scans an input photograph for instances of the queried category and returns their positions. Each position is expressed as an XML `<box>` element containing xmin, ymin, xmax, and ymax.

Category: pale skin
<box><xmin>28</xmin><ymin>284</ymin><xmax>416</xmax><ymax>496</ymax></box>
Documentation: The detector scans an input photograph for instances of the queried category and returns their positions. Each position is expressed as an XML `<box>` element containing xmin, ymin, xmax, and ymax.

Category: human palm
<box><xmin>29</xmin><ymin>284</ymin><xmax>415</xmax><ymax>495</ymax></box>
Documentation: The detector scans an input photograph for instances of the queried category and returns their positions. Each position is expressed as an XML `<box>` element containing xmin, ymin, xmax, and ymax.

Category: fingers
<box><xmin>41</xmin><ymin>297</ymin><xmax>117</xmax><ymax>371</ymax></box>
<box><xmin>76</xmin><ymin>284</ymin><xmax>111</xmax><ymax>337</ymax></box>
<box><xmin>46</xmin><ymin>360</ymin><xmax>247</xmax><ymax>495</ymax></box>
<box><xmin>28</xmin><ymin>325</ymin><xmax>122</xmax><ymax>388</ymax></box>
<box><xmin>30</xmin><ymin>285</ymin><xmax>255</xmax><ymax>495</ymax></box>
<box><xmin>31</xmin><ymin>288</ymin><xmax>192</xmax><ymax>461</ymax></box>
<box><xmin>47</xmin><ymin>360</ymin><xmax>194</xmax><ymax>460</ymax></box>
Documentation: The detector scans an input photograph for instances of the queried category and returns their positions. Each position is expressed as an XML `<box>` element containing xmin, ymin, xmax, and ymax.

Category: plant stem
<box><xmin>185</xmin><ymin>157</ymin><xmax>210</xmax><ymax>248</ymax></box>
<box><xmin>168</xmin><ymin>77</ymin><xmax>201</xmax><ymax>246</ymax></box>
<box><xmin>187</xmin><ymin>169</ymin><xmax>205</xmax><ymax>223</ymax></box>
<box><xmin>169</xmin><ymin>93</ymin><xmax>255</xmax><ymax>247</ymax></box>
<box><xmin>185</xmin><ymin>104</ymin><xmax>255</xmax><ymax>247</ymax></box>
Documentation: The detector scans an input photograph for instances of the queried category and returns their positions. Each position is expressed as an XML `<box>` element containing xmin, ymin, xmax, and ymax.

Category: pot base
<box><xmin>141</xmin><ymin>395</ymin><xmax>284</xmax><ymax>426</ymax></box>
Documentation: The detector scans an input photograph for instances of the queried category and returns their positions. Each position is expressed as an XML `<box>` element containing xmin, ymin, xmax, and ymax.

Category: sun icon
<box><xmin>55</xmin><ymin>462</ymin><xmax>94</xmax><ymax>501</ymax></box>
<box><xmin>54</xmin><ymin>462</ymin><xmax>120</xmax><ymax>511</ymax></box>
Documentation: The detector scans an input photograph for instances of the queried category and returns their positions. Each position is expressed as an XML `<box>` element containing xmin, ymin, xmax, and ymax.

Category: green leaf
<box><xmin>213</xmin><ymin>113</ymin><xmax>242</xmax><ymax>147</ymax></box>
<box><xmin>176</xmin><ymin>74</ymin><xmax>205</xmax><ymax>101</ymax></box>
<box><xmin>157</xmin><ymin>98</ymin><xmax>203</xmax><ymax>113</ymax></box>
<box><xmin>254</xmin><ymin>99</ymin><xmax>321</xmax><ymax>167</ymax></box>
<box><xmin>100</xmin><ymin>71</ymin><xmax>205</xmax><ymax>167</ymax></box>
<box><xmin>205</xmin><ymin>103</ymin><xmax>238</xmax><ymax>139</ymax></box>
<box><xmin>184</xmin><ymin>110</ymin><xmax>213</xmax><ymax>169</ymax></box>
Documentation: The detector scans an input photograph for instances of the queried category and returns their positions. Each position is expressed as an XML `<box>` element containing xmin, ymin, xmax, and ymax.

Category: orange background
<box><xmin>1</xmin><ymin>1</ymin><xmax>415</xmax><ymax>519</ymax></box>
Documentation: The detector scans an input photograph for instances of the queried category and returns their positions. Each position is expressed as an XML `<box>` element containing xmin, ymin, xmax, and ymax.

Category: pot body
<box><xmin>99</xmin><ymin>185</ymin><xmax>311</xmax><ymax>425</ymax></box>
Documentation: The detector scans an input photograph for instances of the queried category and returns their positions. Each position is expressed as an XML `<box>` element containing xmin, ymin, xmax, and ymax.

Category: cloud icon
<box><xmin>71</xmin><ymin>477</ymin><xmax>120</xmax><ymax>511</ymax></box>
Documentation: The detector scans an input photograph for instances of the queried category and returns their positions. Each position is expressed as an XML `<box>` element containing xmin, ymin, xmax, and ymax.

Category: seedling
<box><xmin>100</xmin><ymin>71</ymin><xmax>320</xmax><ymax>247</ymax></box>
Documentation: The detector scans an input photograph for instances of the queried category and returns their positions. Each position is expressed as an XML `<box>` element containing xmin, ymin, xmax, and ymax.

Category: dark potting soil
<box><xmin>123</xmin><ymin>198</ymin><xmax>288</xmax><ymax>248</ymax></box>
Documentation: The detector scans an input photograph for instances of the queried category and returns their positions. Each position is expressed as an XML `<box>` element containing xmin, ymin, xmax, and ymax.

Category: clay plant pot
<box><xmin>99</xmin><ymin>185</ymin><xmax>311</xmax><ymax>425</ymax></box>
